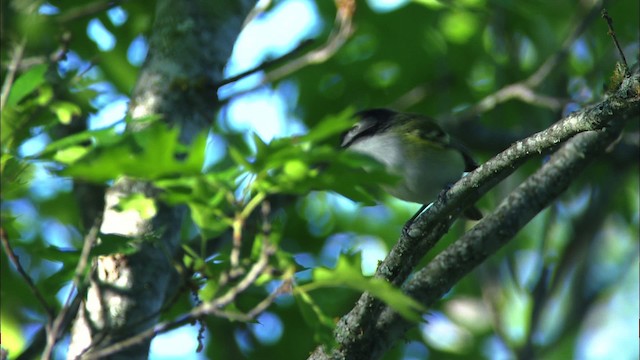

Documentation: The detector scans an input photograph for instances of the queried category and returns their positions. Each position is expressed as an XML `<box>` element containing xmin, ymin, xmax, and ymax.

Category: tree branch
<box><xmin>1</xmin><ymin>227</ymin><xmax>55</xmax><ymax>319</ymax></box>
<box><xmin>308</xmin><ymin>67</ymin><xmax>638</xmax><ymax>360</ymax></box>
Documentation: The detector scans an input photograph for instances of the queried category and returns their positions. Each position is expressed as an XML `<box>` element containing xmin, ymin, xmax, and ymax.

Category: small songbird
<box><xmin>340</xmin><ymin>108</ymin><xmax>482</xmax><ymax>231</ymax></box>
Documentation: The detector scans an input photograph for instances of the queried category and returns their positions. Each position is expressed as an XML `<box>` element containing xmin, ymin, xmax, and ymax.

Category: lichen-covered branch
<box><xmin>309</xmin><ymin>69</ymin><xmax>638</xmax><ymax>360</ymax></box>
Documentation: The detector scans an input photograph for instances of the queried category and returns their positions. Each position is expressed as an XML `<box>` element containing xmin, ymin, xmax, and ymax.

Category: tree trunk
<box><xmin>67</xmin><ymin>1</ymin><xmax>256</xmax><ymax>359</ymax></box>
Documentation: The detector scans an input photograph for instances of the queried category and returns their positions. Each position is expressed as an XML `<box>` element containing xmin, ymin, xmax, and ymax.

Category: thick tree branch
<box><xmin>309</xmin><ymin>68</ymin><xmax>638</xmax><ymax>360</ymax></box>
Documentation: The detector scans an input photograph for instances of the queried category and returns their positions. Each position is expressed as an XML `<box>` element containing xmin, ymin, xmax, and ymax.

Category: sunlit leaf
<box><xmin>116</xmin><ymin>193</ymin><xmax>157</xmax><ymax>220</ymax></box>
<box><xmin>294</xmin><ymin>286</ymin><xmax>337</xmax><ymax>347</ymax></box>
<box><xmin>91</xmin><ymin>233</ymin><xmax>137</xmax><ymax>256</ymax></box>
<box><xmin>298</xmin><ymin>253</ymin><xmax>425</xmax><ymax>322</ymax></box>
<box><xmin>50</xmin><ymin>101</ymin><xmax>82</xmax><ymax>124</ymax></box>
<box><xmin>41</xmin><ymin>123</ymin><xmax>207</xmax><ymax>182</ymax></box>
<box><xmin>6</xmin><ymin>64</ymin><xmax>48</xmax><ymax>106</ymax></box>
<box><xmin>0</xmin><ymin>154</ymin><xmax>34</xmax><ymax>200</ymax></box>
<box><xmin>297</xmin><ymin>108</ymin><xmax>355</xmax><ymax>144</ymax></box>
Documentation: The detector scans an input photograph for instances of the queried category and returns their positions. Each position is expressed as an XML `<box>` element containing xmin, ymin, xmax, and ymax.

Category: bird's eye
<box><xmin>431</xmin><ymin>127</ymin><xmax>446</xmax><ymax>137</ymax></box>
<box><xmin>349</xmin><ymin>123</ymin><xmax>361</xmax><ymax>133</ymax></box>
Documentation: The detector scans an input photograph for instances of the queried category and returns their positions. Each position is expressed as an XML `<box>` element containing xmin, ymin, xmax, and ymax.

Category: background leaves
<box><xmin>1</xmin><ymin>0</ymin><xmax>638</xmax><ymax>359</ymax></box>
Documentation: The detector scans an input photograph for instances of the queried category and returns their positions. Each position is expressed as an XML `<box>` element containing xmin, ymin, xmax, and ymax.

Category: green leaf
<box><xmin>440</xmin><ymin>11</ymin><xmax>479</xmax><ymax>44</ymax></box>
<box><xmin>229</xmin><ymin>145</ymin><xmax>252</xmax><ymax>170</ymax></box>
<box><xmin>188</xmin><ymin>202</ymin><xmax>234</xmax><ymax>239</ymax></box>
<box><xmin>42</xmin><ymin>123</ymin><xmax>206</xmax><ymax>182</ymax></box>
<box><xmin>31</xmin><ymin>245</ymin><xmax>80</xmax><ymax>265</ymax></box>
<box><xmin>298</xmin><ymin>108</ymin><xmax>355</xmax><ymax>144</ymax></box>
<box><xmin>156</xmin><ymin>171</ymin><xmax>238</xmax><ymax>239</ymax></box>
<box><xmin>298</xmin><ymin>253</ymin><xmax>425</xmax><ymax>322</ymax></box>
<box><xmin>294</xmin><ymin>286</ymin><xmax>337</xmax><ymax>347</ymax></box>
<box><xmin>7</xmin><ymin>64</ymin><xmax>48</xmax><ymax>106</ymax></box>
<box><xmin>50</xmin><ymin>101</ymin><xmax>82</xmax><ymax>124</ymax></box>
<box><xmin>199</xmin><ymin>279</ymin><xmax>218</xmax><ymax>302</ymax></box>
<box><xmin>52</xmin><ymin>145</ymin><xmax>90</xmax><ymax>164</ymax></box>
<box><xmin>38</xmin><ymin>127</ymin><xmax>120</xmax><ymax>158</ymax></box>
<box><xmin>91</xmin><ymin>233</ymin><xmax>137</xmax><ymax>256</ymax></box>
<box><xmin>0</xmin><ymin>154</ymin><xmax>34</xmax><ymax>200</ymax></box>
<box><xmin>115</xmin><ymin>193</ymin><xmax>157</xmax><ymax>220</ymax></box>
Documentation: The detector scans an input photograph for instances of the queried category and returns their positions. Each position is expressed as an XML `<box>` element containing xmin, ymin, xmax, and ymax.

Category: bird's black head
<box><xmin>354</xmin><ymin>108</ymin><xmax>398</xmax><ymax>122</ymax></box>
<box><xmin>341</xmin><ymin>108</ymin><xmax>399</xmax><ymax>148</ymax></box>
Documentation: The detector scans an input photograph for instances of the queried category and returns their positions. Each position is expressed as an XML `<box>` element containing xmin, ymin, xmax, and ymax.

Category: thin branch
<box><xmin>247</xmin><ymin>276</ymin><xmax>292</xmax><ymax>318</ymax></box>
<box><xmin>524</xmin><ymin>0</ymin><xmax>605</xmax><ymax>88</ymax></box>
<box><xmin>0</xmin><ymin>227</ymin><xmax>55</xmax><ymax>319</ymax></box>
<box><xmin>76</xmin><ymin>197</ymin><xmax>282</xmax><ymax>359</ymax></box>
<box><xmin>79</xmin><ymin>271</ymin><xmax>293</xmax><ymax>360</ymax></box>
<box><xmin>219</xmin><ymin>0</ymin><xmax>356</xmax><ymax>102</ymax></box>
<box><xmin>465</xmin><ymin>83</ymin><xmax>566</xmax><ymax>115</ymax></box>
<box><xmin>601</xmin><ymin>8</ymin><xmax>629</xmax><ymax>71</ymax></box>
<box><xmin>241</xmin><ymin>0</ymin><xmax>272</xmax><ymax>29</ymax></box>
<box><xmin>442</xmin><ymin>0</ymin><xmax>605</xmax><ymax>126</ymax></box>
<box><xmin>518</xmin><ymin>266</ymin><xmax>551</xmax><ymax>360</ymax></box>
<box><xmin>0</xmin><ymin>38</ymin><xmax>27</xmax><ymax>110</ymax></box>
<box><xmin>264</xmin><ymin>0</ymin><xmax>355</xmax><ymax>82</ymax></box>
<box><xmin>79</xmin><ymin>246</ymin><xmax>287</xmax><ymax>360</ymax></box>
<box><xmin>42</xmin><ymin>214</ymin><xmax>103</xmax><ymax>359</ymax></box>
<box><xmin>215</xmin><ymin>39</ymin><xmax>315</xmax><ymax>90</ymax></box>
<box><xmin>210</xmin><ymin>240</ymin><xmax>275</xmax><ymax>309</ymax></box>
<box><xmin>55</xmin><ymin>0</ymin><xmax>122</xmax><ymax>23</ymax></box>
<box><xmin>230</xmin><ymin>212</ymin><xmax>243</xmax><ymax>270</ymax></box>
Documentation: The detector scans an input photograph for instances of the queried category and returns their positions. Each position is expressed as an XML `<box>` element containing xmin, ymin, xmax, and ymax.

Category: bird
<box><xmin>340</xmin><ymin>108</ymin><xmax>482</xmax><ymax>234</ymax></box>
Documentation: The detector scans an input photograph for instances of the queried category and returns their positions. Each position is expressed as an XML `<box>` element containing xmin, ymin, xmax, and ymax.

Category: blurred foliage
<box><xmin>1</xmin><ymin>0</ymin><xmax>638</xmax><ymax>359</ymax></box>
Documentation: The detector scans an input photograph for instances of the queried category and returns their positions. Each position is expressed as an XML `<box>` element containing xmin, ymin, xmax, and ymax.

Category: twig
<box><xmin>215</xmin><ymin>39</ymin><xmax>315</xmax><ymax>90</ymax></box>
<box><xmin>80</xmin><ymin>267</ymin><xmax>293</xmax><ymax>360</ymax></box>
<box><xmin>0</xmin><ymin>38</ymin><xmax>27</xmax><ymax>110</ymax></box>
<box><xmin>466</xmin><ymin>83</ymin><xmax>565</xmax><ymax>115</ymax></box>
<box><xmin>211</xmin><ymin>242</ymin><xmax>275</xmax><ymax>309</ymax></box>
<box><xmin>55</xmin><ymin>0</ymin><xmax>122</xmax><ymax>23</ymax></box>
<box><xmin>41</xmin><ymin>214</ymin><xmax>103</xmax><ymax>359</ymax></box>
<box><xmin>525</xmin><ymin>1</ymin><xmax>605</xmax><ymax>88</ymax></box>
<box><xmin>50</xmin><ymin>31</ymin><xmax>72</xmax><ymax>63</ymax></box>
<box><xmin>601</xmin><ymin>9</ymin><xmax>629</xmax><ymax>71</ymax></box>
<box><xmin>241</xmin><ymin>0</ymin><xmax>272</xmax><ymax>29</ymax></box>
<box><xmin>230</xmin><ymin>212</ymin><xmax>243</xmax><ymax>270</ymax></box>
<box><xmin>442</xmin><ymin>0</ymin><xmax>604</xmax><ymax>125</ymax></box>
<box><xmin>79</xmin><ymin>239</ymin><xmax>284</xmax><ymax>360</ymax></box>
<box><xmin>218</xmin><ymin>0</ymin><xmax>356</xmax><ymax>102</ymax></box>
<box><xmin>518</xmin><ymin>266</ymin><xmax>550</xmax><ymax>360</ymax></box>
<box><xmin>228</xmin><ymin>191</ymin><xmax>266</xmax><ymax>277</ymax></box>
<box><xmin>264</xmin><ymin>0</ymin><xmax>355</xmax><ymax>82</ymax></box>
<box><xmin>478</xmin><ymin>270</ymin><xmax>512</xmax><ymax>353</ymax></box>
<box><xmin>247</xmin><ymin>276</ymin><xmax>292</xmax><ymax>318</ymax></box>
<box><xmin>1</xmin><ymin>227</ymin><xmax>55</xmax><ymax>319</ymax></box>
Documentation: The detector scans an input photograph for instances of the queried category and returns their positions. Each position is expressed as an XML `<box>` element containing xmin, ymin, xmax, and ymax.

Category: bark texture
<box><xmin>67</xmin><ymin>1</ymin><xmax>256</xmax><ymax>359</ymax></box>
<box><xmin>309</xmin><ymin>69</ymin><xmax>639</xmax><ymax>360</ymax></box>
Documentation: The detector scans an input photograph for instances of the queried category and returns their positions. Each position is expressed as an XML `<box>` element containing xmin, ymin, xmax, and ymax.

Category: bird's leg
<box><xmin>402</xmin><ymin>204</ymin><xmax>428</xmax><ymax>238</ymax></box>
<box><xmin>401</xmin><ymin>184</ymin><xmax>456</xmax><ymax>237</ymax></box>
<box><xmin>438</xmin><ymin>182</ymin><xmax>454</xmax><ymax>203</ymax></box>
<box><xmin>439</xmin><ymin>182</ymin><xmax>482</xmax><ymax>220</ymax></box>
